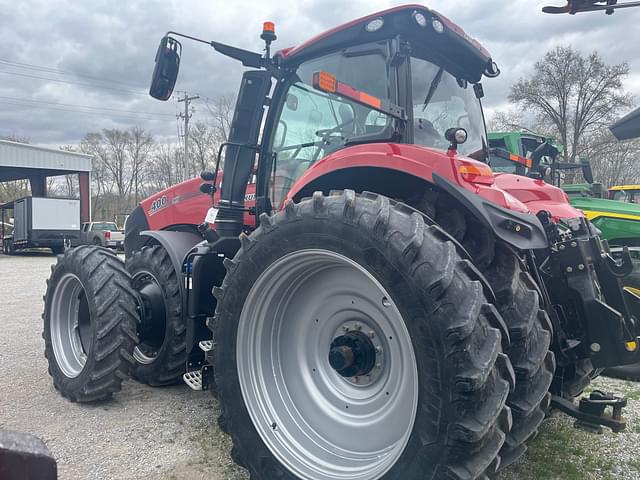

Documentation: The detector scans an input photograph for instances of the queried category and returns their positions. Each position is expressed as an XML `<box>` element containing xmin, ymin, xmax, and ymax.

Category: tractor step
<box><xmin>551</xmin><ymin>390</ymin><xmax>627</xmax><ymax>433</ymax></box>
<box><xmin>183</xmin><ymin>370</ymin><xmax>203</xmax><ymax>391</ymax></box>
<box><xmin>199</xmin><ymin>340</ymin><xmax>213</xmax><ymax>352</ymax></box>
<box><xmin>182</xmin><ymin>364</ymin><xmax>214</xmax><ymax>392</ymax></box>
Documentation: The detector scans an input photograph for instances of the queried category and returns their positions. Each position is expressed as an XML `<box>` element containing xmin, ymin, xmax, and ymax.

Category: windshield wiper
<box><xmin>422</xmin><ymin>67</ymin><xmax>444</xmax><ymax>112</ymax></box>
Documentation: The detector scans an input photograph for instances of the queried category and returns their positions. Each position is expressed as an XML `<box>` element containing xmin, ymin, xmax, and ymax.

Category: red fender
<box><xmin>285</xmin><ymin>143</ymin><xmax>530</xmax><ymax>213</ymax></box>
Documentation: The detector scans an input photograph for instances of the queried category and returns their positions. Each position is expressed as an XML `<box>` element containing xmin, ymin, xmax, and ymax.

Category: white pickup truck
<box><xmin>80</xmin><ymin>221</ymin><xmax>124</xmax><ymax>249</ymax></box>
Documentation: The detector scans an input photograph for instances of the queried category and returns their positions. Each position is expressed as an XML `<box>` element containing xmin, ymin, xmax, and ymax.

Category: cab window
<box><xmin>269</xmin><ymin>44</ymin><xmax>392</xmax><ymax>207</ymax></box>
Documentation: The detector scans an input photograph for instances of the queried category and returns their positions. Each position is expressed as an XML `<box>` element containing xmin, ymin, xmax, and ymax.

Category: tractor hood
<box><xmin>570</xmin><ymin>196</ymin><xmax>640</xmax><ymax>219</ymax></box>
<box><xmin>493</xmin><ymin>172</ymin><xmax>584</xmax><ymax>220</ymax></box>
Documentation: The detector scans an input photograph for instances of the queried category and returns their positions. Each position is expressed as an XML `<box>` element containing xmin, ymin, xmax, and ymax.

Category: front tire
<box><xmin>43</xmin><ymin>246</ymin><xmax>137</xmax><ymax>402</ymax></box>
<box><xmin>213</xmin><ymin>191</ymin><xmax>514</xmax><ymax>480</ymax></box>
<box><xmin>125</xmin><ymin>245</ymin><xmax>186</xmax><ymax>386</ymax></box>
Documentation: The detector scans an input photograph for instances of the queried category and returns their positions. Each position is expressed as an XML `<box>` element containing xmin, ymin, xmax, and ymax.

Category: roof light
<box><xmin>412</xmin><ymin>11</ymin><xmax>428</xmax><ymax>28</ymax></box>
<box><xmin>365</xmin><ymin>18</ymin><xmax>384</xmax><ymax>32</ymax></box>
<box><xmin>431</xmin><ymin>18</ymin><xmax>444</xmax><ymax>34</ymax></box>
<box><xmin>262</xmin><ymin>21</ymin><xmax>275</xmax><ymax>33</ymax></box>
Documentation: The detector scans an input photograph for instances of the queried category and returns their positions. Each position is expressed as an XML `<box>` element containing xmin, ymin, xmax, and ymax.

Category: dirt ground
<box><xmin>1</xmin><ymin>251</ymin><xmax>639</xmax><ymax>479</ymax></box>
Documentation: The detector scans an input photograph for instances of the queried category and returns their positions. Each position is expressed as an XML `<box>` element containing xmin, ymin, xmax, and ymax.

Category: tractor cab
<box><xmin>609</xmin><ymin>185</ymin><xmax>640</xmax><ymax>203</ymax></box>
<box><xmin>149</xmin><ymin>5</ymin><xmax>501</xmax><ymax>235</ymax></box>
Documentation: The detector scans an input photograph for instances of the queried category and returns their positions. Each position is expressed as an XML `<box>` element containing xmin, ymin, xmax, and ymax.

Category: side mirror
<box><xmin>581</xmin><ymin>158</ymin><xmax>594</xmax><ymax>184</ymax></box>
<box><xmin>149</xmin><ymin>36</ymin><xmax>181</xmax><ymax>101</ymax></box>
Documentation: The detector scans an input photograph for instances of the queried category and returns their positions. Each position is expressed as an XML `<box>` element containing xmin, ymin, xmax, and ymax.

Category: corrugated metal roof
<box><xmin>0</xmin><ymin>139</ymin><xmax>92</xmax><ymax>172</ymax></box>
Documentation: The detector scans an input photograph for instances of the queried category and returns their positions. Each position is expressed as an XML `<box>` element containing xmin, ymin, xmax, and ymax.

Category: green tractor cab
<box><xmin>488</xmin><ymin>131</ymin><xmax>640</xmax><ymax>248</ymax></box>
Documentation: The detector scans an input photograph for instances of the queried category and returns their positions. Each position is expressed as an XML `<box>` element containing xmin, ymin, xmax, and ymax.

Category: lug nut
<box><xmin>571</xmin><ymin>241</ymin><xmax>577</xmax><ymax>247</ymax></box>
<box><xmin>342</xmin><ymin>325</ymin><xmax>349</xmax><ymax>332</ymax></box>
<box><xmin>591</xmin><ymin>343</ymin><xmax>601</xmax><ymax>352</ymax></box>
<box><xmin>560</xmin><ymin>244</ymin><xmax>565</xmax><ymax>250</ymax></box>
<box><xmin>566</xmin><ymin>267</ymin><xmax>573</xmax><ymax>273</ymax></box>
<box><xmin>578</xmin><ymin>264</ymin><xmax>585</xmax><ymax>270</ymax></box>
<box><xmin>369</xmin><ymin>330</ymin><xmax>375</xmax><ymax>338</ymax></box>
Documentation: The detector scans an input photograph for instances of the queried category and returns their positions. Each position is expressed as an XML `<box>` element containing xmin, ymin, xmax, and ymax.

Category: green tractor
<box><xmin>489</xmin><ymin>131</ymin><xmax>640</xmax><ymax>378</ymax></box>
<box><xmin>488</xmin><ymin>131</ymin><xmax>640</xmax><ymax>249</ymax></box>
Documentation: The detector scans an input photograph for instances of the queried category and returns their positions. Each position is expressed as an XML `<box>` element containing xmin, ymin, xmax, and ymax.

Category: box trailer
<box><xmin>1</xmin><ymin>197</ymin><xmax>81</xmax><ymax>254</ymax></box>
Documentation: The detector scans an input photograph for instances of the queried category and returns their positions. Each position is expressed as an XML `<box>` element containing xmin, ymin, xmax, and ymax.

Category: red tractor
<box><xmin>43</xmin><ymin>5</ymin><xmax>640</xmax><ymax>479</ymax></box>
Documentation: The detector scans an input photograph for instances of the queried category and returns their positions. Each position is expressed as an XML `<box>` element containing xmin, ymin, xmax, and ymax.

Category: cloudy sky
<box><xmin>1</xmin><ymin>0</ymin><xmax>639</xmax><ymax>146</ymax></box>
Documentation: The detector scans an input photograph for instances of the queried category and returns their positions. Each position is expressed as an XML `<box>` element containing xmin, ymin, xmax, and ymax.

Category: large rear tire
<box><xmin>213</xmin><ymin>191</ymin><xmax>514</xmax><ymax>480</ymax></box>
<box><xmin>125</xmin><ymin>245</ymin><xmax>186</xmax><ymax>386</ymax></box>
<box><xmin>43</xmin><ymin>246</ymin><xmax>138</xmax><ymax>402</ymax></box>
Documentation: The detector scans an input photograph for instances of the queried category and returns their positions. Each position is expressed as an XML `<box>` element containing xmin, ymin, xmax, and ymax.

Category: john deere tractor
<box><xmin>42</xmin><ymin>6</ymin><xmax>640</xmax><ymax>479</ymax></box>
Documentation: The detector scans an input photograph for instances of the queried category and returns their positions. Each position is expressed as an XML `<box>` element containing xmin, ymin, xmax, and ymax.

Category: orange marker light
<box><xmin>263</xmin><ymin>21</ymin><xmax>275</xmax><ymax>33</ymax></box>
<box><xmin>313</xmin><ymin>71</ymin><xmax>337</xmax><ymax>94</ymax></box>
<box><xmin>458</xmin><ymin>163</ymin><xmax>494</xmax><ymax>185</ymax></box>
<box><xmin>358</xmin><ymin>92</ymin><xmax>382</xmax><ymax>109</ymax></box>
<box><xmin>509</xmin><ymin>153</ymin><xmax>532</xmax><ymax>168</ymax></box>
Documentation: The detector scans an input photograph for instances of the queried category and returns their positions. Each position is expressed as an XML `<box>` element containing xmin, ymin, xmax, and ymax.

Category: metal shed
<box><xmin>0</xmin><ymin>139</ymin><xmax>92</xmax><ymax>222</ymax></box>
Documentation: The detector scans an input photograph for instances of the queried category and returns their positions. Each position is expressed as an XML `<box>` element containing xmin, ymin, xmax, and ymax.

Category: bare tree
<box><xmin>148</xmin><ymin>142</ymin><xmax>186</xmax><ymax>191</ymax></box>
<box><xmin>206</xmin><ymin>94</ymin><xmax>235</xmax><ymax>142</ymax></box>
<box><xmin>190</xmin><ymin>121</ymin><xmax>217</xmax><ymax>174</ymax></box>
<box><xmin>80</xmin><ymin>132</ymin><xmax>113</xmax><ymax>218</ymax></box>
<box><xmin>510</xmin><ymin>46</ymin><xmax>633</xmax><ymax>162</ymax></box>
<box><xmin>126</xmin><ymin>127</ymin><xmax>154</xmax><ymax>204</ymax></box>
<box><xmin>581</xmin><ymin>131</ymin><xmax>640</xmax><ymax>187</ymax></box>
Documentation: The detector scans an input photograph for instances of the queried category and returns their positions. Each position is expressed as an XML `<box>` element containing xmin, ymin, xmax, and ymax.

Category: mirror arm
<box><xmin>165</xmin><ymin>31</ymin><xmax>264</xmax><ymax>69</ymax></box>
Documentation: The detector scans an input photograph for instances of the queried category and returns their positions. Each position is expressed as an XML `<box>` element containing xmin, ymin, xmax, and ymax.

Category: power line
<box><xmin>0</xmin><ymin>100</ymin><xmax>169</xmax><ymax>122</ymax></box>
<box><xmin>0</xmin><ymin>70</ymin><xmax>149</xmax><ymax>96</ymax></box>
<box><xmin>0</xmin><ymin>58</ymin><xmax>146</xmax><ymax>90</ymax></box>
<box><xmin>0</xmin><ymin>95</ymin><xmax>175</xmax><ymax>117</ymax></box>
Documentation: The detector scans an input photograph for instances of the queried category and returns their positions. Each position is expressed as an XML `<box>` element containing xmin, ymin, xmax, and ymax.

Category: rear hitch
<box><xmin>551</xmin><ymin>390</ymin><xmax>627</xmax><ymax>433</ymax></box>
<box><xmin>603</xmin><ymin>245</ymin><xmax>634</xmax><ymax>278</ymax></box>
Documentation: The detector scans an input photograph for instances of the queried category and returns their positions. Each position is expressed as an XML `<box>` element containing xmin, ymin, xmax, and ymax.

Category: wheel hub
<box><xmin>132</xmin><ymin>271</ymin><xmax>167</xmax><ymax>364</ymax></box>
<box><xmin>329</xmin><ymin>330</ymin><xmax>376</xmax><ymax>378</ymax></box>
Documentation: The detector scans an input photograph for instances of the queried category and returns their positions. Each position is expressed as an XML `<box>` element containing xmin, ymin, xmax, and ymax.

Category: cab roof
<box><xmin>609</xmin><ymin>185</ymin><xmax>640</xmax><ymax>191</ymax></box>
<box><xmin>276</xmin><ymin>4</ymin><xmax>494</xmax><ymax>84</ymax></box>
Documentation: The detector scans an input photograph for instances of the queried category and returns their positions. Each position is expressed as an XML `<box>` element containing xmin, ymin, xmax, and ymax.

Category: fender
<box><xmin>285</xmin><ymin>143</ymin><xmax>530</xmax><ymax>213</ymax></box>
<box><xmin>140</xmin><ymin>230</ymin><xmax>203</xmax><ymax>284</ymax></box>
<box><xmin>433</xmin><ymin>174</ymin><xmax>549</xmax><ymax>250</ymax></box>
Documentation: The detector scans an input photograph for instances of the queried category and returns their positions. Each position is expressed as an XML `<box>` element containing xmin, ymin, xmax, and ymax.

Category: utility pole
<box><xmin>177</xmin><ymin>93</ymin><xmax>199</xmax><ymax>179</ymax></box>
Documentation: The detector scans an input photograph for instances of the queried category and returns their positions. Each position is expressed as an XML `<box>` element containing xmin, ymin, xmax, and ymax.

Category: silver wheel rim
<box><xmin>50</xmin><ymin>273</ymin><xmax>92</xmax><ymax>378</ymax></box>
<box><xmin>237</xmin><ymin>249</ymin><xmax>419</xmax><ymax>480</ymax></box>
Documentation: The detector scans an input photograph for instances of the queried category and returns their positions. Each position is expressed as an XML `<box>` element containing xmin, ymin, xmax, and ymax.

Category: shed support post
<box><xmin>78</xmin><ymin>172</ymin><xmax>90</xmax><ymax>223</ymax></box>
<box><xmin>29</xmin><ymin>176</ymin><xmax>47</xmax><ymax>197</ymax></box>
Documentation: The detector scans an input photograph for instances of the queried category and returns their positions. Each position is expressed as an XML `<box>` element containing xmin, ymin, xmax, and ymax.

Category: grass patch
<box><xmin>502</xmin><ymin>417</ymin><xmax>618</xmax><ymax>480</ymax></box>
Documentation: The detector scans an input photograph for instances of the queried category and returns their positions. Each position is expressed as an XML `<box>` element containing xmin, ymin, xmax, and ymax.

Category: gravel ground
<box><xmin>1</xmin><ymin>251</ymin><xmax>639</xmax><ymax>479</ymax></box>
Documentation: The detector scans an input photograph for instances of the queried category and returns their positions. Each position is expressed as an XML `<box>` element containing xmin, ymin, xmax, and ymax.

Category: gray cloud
<box><xmin>0</xmin><ymin>0</ymin><xmax>638</xmax><ymax>145</ymax></box>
